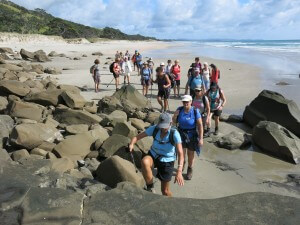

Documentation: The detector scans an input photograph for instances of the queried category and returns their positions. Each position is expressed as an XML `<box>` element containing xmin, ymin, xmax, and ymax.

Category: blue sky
<box><xmin>11</xmin><ymin>0</ymin><xmax>300</xmax><ymax>40</ymax></box>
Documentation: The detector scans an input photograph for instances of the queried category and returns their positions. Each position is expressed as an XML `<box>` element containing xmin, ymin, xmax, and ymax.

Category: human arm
<box><xmin>205</xmin><ymin>97</ymin><xmax>210</xmax><ymax>125</ymax></box>
<box><xmin>197</xmin><ymin>118</ymin><xmax>203</xmax><ymax>146</ymax></box>
<box><xmin>164</xmin><ymin>75</ymin><xmax>171</xmax><ymax>89</ymax></box>
<box><xmin>218</xmin><ymin>90</ymin><xmax>227</xmax><ymax>110</ymax></box>
<box><xmin>128</xmin><ymin>132</ymin><xmax>147</xmax><ymax>152</ymax></box>
<box><xmin>174</xmin><ymin>142</ymin><xmax>184</xmax><ymax>186</ymax></box>
<box><xmin>172</xmin><ymin>110</ymin><xmax>180</xmax><ymax>125</ymax></box>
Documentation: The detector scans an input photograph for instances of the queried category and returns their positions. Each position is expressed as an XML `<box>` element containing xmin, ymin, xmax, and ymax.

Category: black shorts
<box><xmin>212</xmin><ymin>109</ymin><xmax>222</xmax><ymax>117</ymax></box>
<box><xmin>158</xmin><ymin>89</ymin><xmax>170</xmax><ymax>99</ymax></box>
<box><xmin>148</xmin><ymin>151</ymin><xmax>174</xmax><ymax>182</ymax></box>
<box><xmin>179</xmin><ymin>129</ymin><xmax>198</xmax><ymax>151</ymax></box>
<box><xmin>134</xmin><ymin>62</ymin><xmax>138</xmax><ymax>67</ymax></box>
<box><xmin>113</xmin><ymin>73</ymin><xmax>119</xmax><ymax>78</ymax></box>
<box><xmin>174</xmin><ymin>80</ymin><xmax>180</xmax><ymax>86</ymax></box>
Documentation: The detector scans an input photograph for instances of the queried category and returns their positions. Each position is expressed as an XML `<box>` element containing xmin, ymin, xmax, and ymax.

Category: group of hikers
<box><xmin>90</xmin><ymin>51</ymin><xmax>227</xmax><ymax>197</ymax></box>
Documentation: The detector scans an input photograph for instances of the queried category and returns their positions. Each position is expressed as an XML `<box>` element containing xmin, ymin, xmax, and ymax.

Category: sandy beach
<box><xmin>1</xmin><ymin>34</ymin><xmax>299</xmax><ymax>200</ymax></box>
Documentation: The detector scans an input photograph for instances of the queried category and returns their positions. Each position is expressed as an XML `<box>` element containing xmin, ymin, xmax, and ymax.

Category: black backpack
<box><xmin>109</xmin><ymin>62</ymin><xmax>115</xmax><ymax>73</ymax></box>
<box><xmin>90</xmin><ymin>65</ymin><xmax>96</xmax><ymax>75</ymax></box>
<box><xmin>152</xmin><ymin>126</ymin><xmax>177</xmax><ymax>146</ymax></box>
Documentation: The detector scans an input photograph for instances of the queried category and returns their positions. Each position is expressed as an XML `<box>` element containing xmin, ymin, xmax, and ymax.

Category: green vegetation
<box><xmin>0</xmin><ymin>0</ymin><xmax>155</xmax><ymax>40</ymax></box>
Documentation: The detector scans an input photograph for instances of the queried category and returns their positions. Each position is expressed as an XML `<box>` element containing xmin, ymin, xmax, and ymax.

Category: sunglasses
<box><xmin>195</xmin><ymin>90</ymin><xmax>202</xmax><ymax>92</ymax></box>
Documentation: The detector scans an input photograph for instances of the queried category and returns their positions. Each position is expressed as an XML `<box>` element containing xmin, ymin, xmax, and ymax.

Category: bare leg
<box><xmin>177</xmin><ymin>85</ymin><xmax>180</xmax><ymax>97</ymax></box>
<box><xmin>173</xmin><ymin>85</ymin><xmax>177</xmax><ymax>97</ymax></box>
<box><xmin>187</xmin><ymin>149</ymin><xmax>195</xmax><ymax>168</ymax></box>
<box><xmin>141</xmin><ymin>156</ymin><xmax>154</xmax><ymax>185</ymax></box>
<box><xmin>145</xmin><ymin>85</ymin><xmax>149</xmax><ymax>96</ymax></box>
<box><xmin>215</xmin><ymin>116</ymin><xmax>219</xmax><ymax>129</ymax></box>
<box><xmin>157</xmin><ymin>96</ymin><xmax>163</xmax><ymax>108</ymax></box>
<box><xmin>161</xmin><ymin>181</ymin><xmax>172</xmax><ymax>197</ymax></box>
<box><xmin>164</xmin><ymin>99</ymin><xmax>168</xmax><ymax>112</ymax></box>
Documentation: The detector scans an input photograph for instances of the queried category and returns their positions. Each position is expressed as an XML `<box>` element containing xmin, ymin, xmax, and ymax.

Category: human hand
<box><xmin>198</xmin><ymin>138</ymin><xmax>203</xmax><ymax>146</ymax></box>
<box><xmin>128</xmin><ymin>144</ymin><xmax>134</xmax><ymax>152</ymax></box>
<box><xmin>174</xmin><ymin>171</ymin><xmax>184</xmax><ymax>186</ymax></box>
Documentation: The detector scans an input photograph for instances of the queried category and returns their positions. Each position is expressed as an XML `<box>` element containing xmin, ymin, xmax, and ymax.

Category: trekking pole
<box><xmin>106</xmin><ymin>77</ymin><xmax>115</xmax><ymax>87</ymax></box>
<box><xmin>126</xmin><ymin>146</ymin><xmax>138</xmax><ymax>173</ymax></box>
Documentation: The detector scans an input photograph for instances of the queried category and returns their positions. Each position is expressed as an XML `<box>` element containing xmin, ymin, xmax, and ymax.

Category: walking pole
<box><xmin>106</xmin><ymin>77</ymin><xmax>115</xmax><ymax>88</ymax></box>
<box><xmin>126</xmin><ymin>146</ymin><xmax>138</xmax><ymax>173</ymax></box>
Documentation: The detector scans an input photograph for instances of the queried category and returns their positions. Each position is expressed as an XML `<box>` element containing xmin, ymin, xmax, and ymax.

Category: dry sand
<box><xmin>1</xmin><ymin>34</ymin><xmax>299</xmax><ymax>199</ymax></box>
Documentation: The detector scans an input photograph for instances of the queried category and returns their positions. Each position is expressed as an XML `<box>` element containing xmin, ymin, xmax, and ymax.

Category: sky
<box><xmin>10</xmin><ymin>0</ymin><xmax>300</xmax><ymax>40</ymax></box>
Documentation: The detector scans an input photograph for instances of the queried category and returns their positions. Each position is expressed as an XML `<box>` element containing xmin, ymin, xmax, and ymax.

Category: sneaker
<box><xmin>186</xmin><ymin>167</ymin><xmax>193</xmax><ymax>180</ymax></box>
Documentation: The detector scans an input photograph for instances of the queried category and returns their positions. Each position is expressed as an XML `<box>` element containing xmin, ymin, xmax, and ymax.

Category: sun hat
<box><xmin>160</xmin><ymin>62</ymin><xmax>165</xmax><ymax>66</ymax></box>
<box><xmin>194</xmin><ymin>85</ymin><xmax>202</xmax><ymax>91</ymax></box>
<box><xmin>203</xmin><ymin>62</ymin><xmax>208</xmax><ymax>66</ymax></box>
<box><xmin>157</xmin><ymin>113</ymin><xmax>172</xmax><ymax>129</ymax></box>
<box><xmin>181</xmin><ymin>95</ymin><xmax>193</xmax><ymax>102</ymax></box>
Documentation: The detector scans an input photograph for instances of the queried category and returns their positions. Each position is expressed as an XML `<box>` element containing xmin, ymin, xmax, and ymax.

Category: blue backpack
<box><xmin>141</xmin><ymin>68</ymin><xmax>151</xmax><ymax>80</ymax></box>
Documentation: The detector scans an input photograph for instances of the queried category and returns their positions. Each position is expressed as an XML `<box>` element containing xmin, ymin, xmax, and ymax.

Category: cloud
<box><xmin>10</xmin><ymin>0</ymin><xmax>300</xmax><ymax>39</ymax></box>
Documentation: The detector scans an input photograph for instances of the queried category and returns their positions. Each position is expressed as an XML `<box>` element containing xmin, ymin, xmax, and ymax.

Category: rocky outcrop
<box><xmin>216</xmin><ymin>131</ymin><xmax>251</xmax><ymax>150</ymax></box>
<box><xmin>0</xmin><ymin>115</ymin><xmax>14</xmax><ymax>148</ymax></box>
<box><xmin>243</xmin><ymin>90</ymin><xmax>300</xmax><ymax>137</ymax></box>
<box><xmin>0</xmin><ymin>80</ymin><xmax>30</xmax><ymax>97</ymax></box>
<box><xmin>99</xmin><ymin>134</ymin><xmax>130</xmax><ymax>158</ymax></box>
<box><xmin>61</xmin><ymin>91</ymin><xmax>86</xmax><ymax>109</ymax></box>
<box><xmin>112</xmin><ymin>121</ymin><xmax>138</xmax><ymax>138</ymax></box>
<box><xmin>20</xmin><ymin>49</ymin><xmax>50</xmax><ymax>62</ymax></box>
<box><xmin>24</xmin><ymin>89</ymin><xmax>64</xmax><ymax>106</ymax></box>
<box><xmin>253</xmin><ymin>121</ymin><xmax>300</xmax><ymax>164</ymax></box>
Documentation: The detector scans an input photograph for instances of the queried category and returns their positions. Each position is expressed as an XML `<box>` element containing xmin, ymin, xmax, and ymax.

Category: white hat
<box><xmin>203</xmin><ymin>62</ymin><xmax>208</xmax><ymax>66</ymax></box>
<box><xmin>194</xmin><ymin>85</ymin><xmax>202</xmax><ymax>91</ymax></box>
<box><xmin>160</xmin><ymin>62</ymin><xmax>165</xmax><ymax>66</ymax></box>
<box><xmin>181</xmin><ymin>95</ymin><xmax>192</xmax><ymax>102</ymax></box>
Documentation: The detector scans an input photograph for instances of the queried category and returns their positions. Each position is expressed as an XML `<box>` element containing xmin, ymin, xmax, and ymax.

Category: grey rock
<box><xmin>12</xmin><ymin>149</ymin><xmax>30</xmax><ymax>161</ymax></box>
<box><xmin>7</xmin><ymin>100</ymin><xmax>44</xmax><ymax>122</ymax></box>
<box><xmin>112</xmin><ymin>121</ymin><xmax>138</xmax><ymax>138</ymax></box>
<box><xmin>85</xmin><ymin>158</ymin><xmax>100</xmax><ymax>173</ymax></box>
<box><xmin>50</xmin><ymin>157</ymin><xmax>75</xmax><ymax>173</ymax></box>
<box><xmin>98</xmin><ymin>95</ymin><xmax>123</xmax><ymax>114</ymax></box>
<box><xmin>66</xmin><ymin>124</ymin><xmax>89</xmax><ymax>134</ymax></box>
<box><xmin>38</xmin><ymin>141</ymin><xmax>56</xmax><ymax>152</ymax></box>
<box><xmin>30</xmin><ymin>148</ymin><xmax>48</xmax><ymax>157</ymax></box>
<box><xmin>0</xmin><ymin>63</ymin><xmax>23</xmax><ymax>72</ymax></box>
<box><xmin>100</xmin><ymin>134</ymin><xmax>130</xmax><ymax>158</ymax></box>
<box><xmin>220</xmin><ymin>113</ymin><xmax>243</xmax><ymax>123</ymax></box>
<box><xmin>61</xmin><ymin>91</ymin><xmax>86</xmax><ymax>109</ymax></box>
<box><xmin>0</xmin><ymin>80</ymin><xmax>30</xmax><ymax>97</ymax></box>
<box><xmin>146</xmin><ymin>111</ymin><xmax>160</xmax><ymax>124</ymax></box>
<box><xmin>85</xmin><ymin>150</ymin><xmax>99</xmax><ymax>159</ymax></box>
<box><xmin>92</xmin><ymin>52</ymin><xmax>103</xmax><ymax>56</ymax></box>
<box><xmin>243</xmin><ymin>90</ymin><xmax>300</xmax><ymax>137</ymax></box>
<box><xmin>0</xmin><ymin>115</ymin><xmax>14</xmax><ymax>148</ymax></box>
<box><xmin>30</xmin><ymin>64</ymin><xmax>44</xmax><ymax>74</ymax></box>
<box><xmin>0</xmin><ymin>96</ymin><xmax>8</xmax><ymax>112</ymax></box>
<box><xmin>34</xmin><ymin>49</ymin><xmax>51</xmax><ymax>62</ymax></box>
<box><xmin>57</xmin><ymin>84</ymin><xmax>80</xmax><ymax>94</ymax></box>
<box><xmin>20</xmin><ymin>48</ymin><xmax>35</xmax><ymax>60</ymax></box>
<box><xmin>0</xmin><ymin>148</ymin><xmax>11</xmax><ymax>161</ymax></box>
<box><xmin>216</xmin><ymin>131</ymin><xmax>251</xmax><ymax>150</ymax></box>
<box><xmin>0</xmin><ymin>47</ymin><xmax>14</xmax><ymax>54</ymax></box>
<box><xmin>44</xmin><ymin>67</ymin><xmax>62</xmax><ymax>75</ymax></box>
<box><xmin>129</xmin><ymin>118</ymin><xmax>147</xmax><ymax>130</ymax></box>
<box><xmin>136</xmin><ymin>136</ymin><xmax>153</xmax><ymax>154</ymax></box>
<box><xmin>253</xmin><ymin>121</ymin><xmax>300</xmax><ymax>164</ymax></box>
<box><xmin>95</xmin><ymin>155</ymin><xmax>145</xmax><ymax>188</ymax></box>
<box><xmin>24</xmin><ymin>89</ymin><xmax>64</xmax><ymax>106</ymax></box>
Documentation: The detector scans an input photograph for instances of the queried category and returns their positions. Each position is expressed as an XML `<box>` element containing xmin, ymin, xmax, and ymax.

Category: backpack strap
<box><xmin>176</xmin><ymin>106</ymin><xmax>184</xmax><ymax>124</ymax></box>
<box><xmin>152</xmin><ymin>126</ymin><xmax>176</xmax><ymax>147</ymax></box>
<box><xmin>152</xmin><ymin>126</ymin><xmax>159</xmax><ymax>140</ymax></box>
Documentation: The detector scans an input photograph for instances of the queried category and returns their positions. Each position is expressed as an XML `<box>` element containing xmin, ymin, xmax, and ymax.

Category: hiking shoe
<box><xmin>186</xmin><ymin>167</ymin><xmax>193</xmax><ymax>180</ymax></box>
<box><xmin>145</xmin><ymin>187</ymin><xmax>156</xmax><ymax>193</ymax></box>
<box><xmin>204</xmin><ymin>129</ymin><xmax>210</xmax><ymax>138</ymax></box>
<box><xmin>214</xmin><ymin>127</ymin><xmax>219</xmax><ymax>135</ymax></box>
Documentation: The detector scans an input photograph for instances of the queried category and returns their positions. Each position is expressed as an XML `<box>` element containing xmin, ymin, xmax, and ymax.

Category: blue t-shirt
<box><xmin>141</xmin><ymin>68</ymin><xmax>151</xmax><ymax>79</ymax></box>
<box><xmin>145</xmin><ymin>125</ymin><xmax>182</xmax><ymax>162</ymax></box>
<box><xmin>188</xmin><ymin>75</ymin><xmax>203</xmax><ymax>90</ymax></box>
<box><xmin>136</xmin><ymin>55</ymin><xmax>142</xmax><ymax>64</ymax></box>
<box><xmin>177</xmin><ymin>106</ymin><xmax>201</xmax><ymax>130</ymax></box>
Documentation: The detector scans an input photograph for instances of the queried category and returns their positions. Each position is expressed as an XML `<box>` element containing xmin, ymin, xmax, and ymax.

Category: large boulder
<box><xmin>129</xmin><ymin>118</ymin><xmax>148</xmax><ymax>131</ymax></box>
<box><xmin>112</xmin><ymin>121</ymin><xmax>138</xmax><ymax>138</ymax></box>
<box><xmin>97</xmin><ymin>95</ymin><xmax>123</xmax><ymax>114</ymax></box>
<box><xmin>57</xmin><ymin>84</ymin><xmax>80</xmax><ymax>94</ymax></box>
<box><xmin>0</xmin><ymin>96</ymin><xmax>8</xmax><ymax>112</ymax></box>
<box><xmin>7</xmin><ymin>100</ymin><xmax>44</xmax><ymax>122</ymax></box>
<box><xmin>146</xmin><ymin>111</ymin><xmax>160</xmax><ymax>124</ymax></box>
<box><xmin>0</xmin><ymin>115</ymin><xmax>14</xmax><ymax>148</ymax></box>
<box><xmin>253</xmin><ymin>121</ymin><xmax>300</xmax><ymax>164</ymax></box>
<box><xmin>0</xmin><ymin>63</ymin><xmax>23</xmax><ymax>72</ymax></box>
<box><xmin>216</xmin><ymin>131</ymin><xmax>251</xmax><ymax>150</ymax></box>
<box><xmin>10</xmin><ymin>123</ymin><xmax>62</xmax><ymax>150</ymax></box>
<box><xmin>24</xmin><ymin>89</ymin><xmax>64</xmax><ymax>106</ymax></box>
<box><xmin>44</xmin><ymin>67</ymin><xmax>62</xmax><ymax>75</ymax></box>
<box><xmin>34</xmin><ymin>50</ymin><xmax>50</xmax><ymax>62</ymax></box>
<box><xmin>136</xmin><ymin>136</ymin><xmax>153</xmax><ymax>154</ymax></box>
<box><xmin>20</xmin><ymin>48</ymin><xmax>35</xmax><ymax>60</ymax></box>
<box><xmin>99</xmin><ymin>134</ymin><xmax>130</xmax><ymax>158</ymax></box>
<box><xmin>100</xmin><ymin>110</ymin><xmax>127</xmax><ymax>127</ymax></box>
<box><xmin>65</xmin><ymin>124</ymin><xmax>89</xmax><ymax>134</ymax></box>
<box><xmin>0</xmin><ymin>80</ymin><xmax>30</xmax><ymax>97</ymax></box>
<box><xmin>243</xmin><ymin>90</ymin><xmax>300</xmax><ymax>137</ymax></box>
<box><xmin>53</xmin><ymin>129</ymin><xmax>106</xmax><ymax>159</ymax></box>
<box><xmin>0</xmin><ymin>47</ymin><xmax>14</xmax><ymax>54</ymax></box>
<box><xmin>53</xmin><ymin>107</ymin><xmax>102</xmax><ymax>125</ymax></box>
<box><xmin>95</xmin><ymin>155</ymin><xmax>145</xmax><ymax>188</ymax></box>
<box><xmin>61</xmin><ymin>91</ymin><xmax>86</xmax><ymax>109</ymax></box>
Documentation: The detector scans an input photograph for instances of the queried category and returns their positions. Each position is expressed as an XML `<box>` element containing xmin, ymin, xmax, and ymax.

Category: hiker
<box><xmin>115</xmin><ymin>51</ymin><xmax>120</xmax><ymax>59</ymax></box>
<box><xmin>140</xmin><ymin>62</ymin><xmax>151</xmax><ymax>96</ymax></box>
<box><xmin>125</xmin><ymin>50</ymin><xmax>130</xmax><ymax>60</ymax></box>
<box><xmin>147</xmin><ymin>57</ymin><xmax>155</xmax><ymax>74</ymax></box>
<box><xmin>171</xmin><ymin>59</ymin><xmax>181</xmax><ymax>98</ymax></box>
<box><xmin>128</xmin><ymin>112</ymin><xmax>184</xmax><ymax>196</ymax></box>
<box><xmin>131</xmin><ymin>50</ymin><xmax>138</xmax><ymax>71</ymax></box>
<box><xmin>202</xmin><ymin>62</ymin><xmax>211</xmax><ymax>91</ymax></box>
<box><xmin>172</xmin><ymin>95</ymin><xmax>203</xmax><ymax>180</ymax></box>
<box><xmin>195</xmin><ymin>57</ymin><xmax>202</xmax><ymax>71</ymax></box>
<box><xmin>121</xmin><ymin>57</ymin><xmax>132</xmax><ymax>84</ymax></box>
<box><xmin>112</xmin><ymin>58</ymin><xmax>121</xmax><ymax>91</ymax></box>
<box><xmin>165</xmin><ymin>59</ymin><xmax>175</xmax><ymax>89</ymax></box>
<box><xmin>152</xmin><ymin>67</ymin><xmax>171</xmax><ymax>112</ymax></box>
<box><xmin>136</xmin><ymin>52</ymin><xmax>143</xmax><ymax>74</ymax></box>
<box><xmin>91</xmin><ymin>59</ymin><xmax>100</xmax><ymax>92</ymax></box>
<box><xmin>207</xmin><ymin>82</ymin><xmax>226</xmax><ymax>135</ymax></box>
<box><xmin>210</xmin><ymin>64</ymin><xmax>220</xmax><ymax>84</ymax></box>
<box><xmin>187</xmin><ymin>63</ymin><xmax>196</xmax><ymax>78</ymax></box>
<box><xmin>160</xmin><ymin>62</ymin><xmax>166</xmax><ymax>73</ymax></box>
<box><xmin>192</xmin><ymin>86</ymin><xmax>210</xmax><ymax>137</ymax></box>
<box><xmin>185</xmin><ymin>68</ymin><xmax>205</xmax><ymax>97</ymax></box>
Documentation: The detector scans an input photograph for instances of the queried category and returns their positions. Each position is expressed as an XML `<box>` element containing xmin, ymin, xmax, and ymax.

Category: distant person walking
<box><xmin>121</xmin><ymin>57</ymin><xmax>132</xmax><ymax>84</ymax></box>
<box><xmin>136</xmin><ymin>52</ymin><xmax>143</xmax><ymax>74</ymax></box>
<box><xmin>171</xmin><ymin>59</ymin><xmax>181</xmax><ymax>98</ymax></box>
<box><xmin>210</xmin><ymin>64</ymin><xmax>220</xmax><ymax>84</ymax></box>
<box><xmin>91</xmin><ymin>59</ymin><xmax>101</xmax><ymax>92</ymax></box>
<box><xmin>185</xmin><ymin>68</ymin><xmax>205</xmax><ymax>97</ymax></box>
<box><xmin>147</xmin><ymin>57</ymin><xmax>155</xmax><ymax>74</ymax></box>
<box><xmin>129</xmin><ymin>112</ymin><xmax>184</xmax><ymax>196</ymax></box>
<box><xmin>165</xmin><ymin>59</ymin><xmax>175</xmax><ymax>89</ymax></box>
<box><xmin>207</xmin><ymin>82</ymin><xmax>226</xmax><ymax>135</ymax></box>
<box><xmin>160</xmin><ymin>62</ymin><xmax>166</xmax><ymax>73</ymax></box>
<box><xmin>140</xmin><ymin>62</ymin><xmax>152</xmax><ymax>96</ymax></box>
<box><xmin>152</xmin><ymin>67</ymin><xmax>171</xmax><ymax>112</ymax></box>
<box><xmin>202</xmin><ymin>62</ymin><xmax>211</xmax><ymax>91</ymax></box>
<box><xmin>125</xmin><ymin>50</ymin><xmax>130</xmax><ymax>60</ymax></box>
<box><xmin>131</xmin><ymin>50</ymin><xmax>138</xmax><ymax>71</ymax></box>
<box><xmin>112</xmin><ymin>58</ymin><xmax>121</xmax><ymax>91</ymax></box>
<box><xmin>194</xmin><ymin>57</ymin><xmax>202</xmax><ymax>71</ymax></box>
<box><xmin>173</xmin><ymin>95</ymin><xmax>203</xmax><ymax>180</ymax></box>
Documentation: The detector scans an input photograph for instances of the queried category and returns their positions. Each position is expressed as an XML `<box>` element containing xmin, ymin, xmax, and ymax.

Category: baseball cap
<box><xmin>194</xmin><ymin>85</ymin><xmax>202</xmax><ymax>91</ymax></box>
<box><xmin>181</xmin><ymin>95</ymin><xmax>192</xmax><ymax>102</ymax></box>
<box><xmin>160</xmin><ymin>62</ymin><xmax>165</xmax><ymax>66</ymax></box>
<box><xmin>157</xmin><ymin>113</ymin><xmax>172</xmax><ymax>129</ymax></box>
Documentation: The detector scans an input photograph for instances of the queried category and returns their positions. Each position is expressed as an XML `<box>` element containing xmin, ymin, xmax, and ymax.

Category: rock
<box><xmin>48</xmin><ymin>51</ymin><xmax>58</xmax><ymax>57</ymax></box>
<box><xmin>30</xmin><ymin>148</ymin><xmax>48</xmax><ymax>157</ymax></box>
<box><xmin>46</xmin><ymin>151</ymin><xmax>57</xmax><ymax>159</ymax></box>
<box><xmin>112</xmin><ymin>121</ymin><xmax>138</xmax><ymax>138</ymax></box>
<box><xmin>15</xmin><ymin>118</ymin><xmax>37</xmax><ymax>125</ymax></box>
<box><xmin>10</xmin><ymin>123</ymin><xmax>62</xmax><ymax>150</ymax></box>
<box><xmin>12</xmin><ymin>149</ymin><xmax>30</xmax><ymax>161</ymax></box>
<box><xmin>146</xmin><ymin>111</ymin><xmax>160</xmax><ymax>124</ymax></box>
<box><xmin>68</xmin><ymin>168</ymin><xmax>93</xmax><ymax>179</ymax></box>
<box><xmin>136</xmin><ymin>136</ymin><xmax>153</xmax><ymax>154</ymax></box>
<box><xmin>287</xmin><ymin>174</ymin><xmax>300</xmax><ymax>186</ymax></box>
<box><xmin>53</xmin><ymin>130</ymin><xmax>105</xmax><ymax>159</ymax></box>
<box><xmin>50</xmin><ymin>157</ymin><xmax>75</xmax><ymax>173</ymax></box>
<box><xmin>85</xmin><ymin>158</ymin><xmax>100</xmax><ymax>173</ymax></box>
<box><xmin>96</xmin><ymin>155</ymin><xmax>144</xmax><ymax>188</ymax></box>
<box><xmin>113</xmin><ymin>145</ymin><xmax>142</xmax><ymax>168</ymax></box>
<box><xmin>73</xmin><ymin>57</ymin><xmax>81</xmax><ymax>60</ymax></box>
<box><xmin>0</xmin><ymin>115</ymin><xmax>14</xmax><ymax>148</ymax></box>
<box><xmin>44</xmin><ymin>117</ymin><xmax>60</xmax><ymax>128</ymax></box>
<box><xmin>133</xmin><ymin>110</ymin><xmax>147</xmax><ymax>120</ymax></box>
<box><xmin>7</xmin><ymin>100</ymin><xmax>44</xmax><ymax>122</ymax></box>
<box><xmin>38</xmin><ymin>141</ymin><xmax>56</xmax><ymax>152</ymax></box>
<box><xmin>276</xmin><ymin>81</ymin><xmax>290</xmax><ymax>86</ymax></box>
<box><xmin>253</xmin><ymin>121</ymin><xmax>300</xmax><ymax>164</ymax></box>
<box><xmin>113</xmin><ymin>85</ymin><xmax>151</xmax><ymax>110</ymax></box>
<box><xmin>2</xmin><ymin>71</ymin><xmax>18</xmax><ymax>80</ymax></box>
<box><xmin>220</xmin><ymin>114</ymin><xmax>243</xmax><ymax>123</ymax></box>
<box><xmin>34</xmin><ymin>50</ymin><xmax>50</xmax><ymax>62</ymax></box>
<box><xmin>102</xmin><ymin>110</ymin><xmax>128</xmax><ymax>127</ymax></box>
<box><xmin>16</xmin><ymin>71</ymin><xmax>34</xmax><ymax>81</ymax></box>
<box><xmin>216</xmin><ymin>131</ymin><xmax>251</xmax><ymax>150</ymax></box>
<box><xmin>30</xmin><ymin>64</ymin><xmax>44</xmax><ymax>74</ymax></box>
<box><xmin>0</xmin><ymin>96</ymin><xmax>8</xmax><ymax>112</ymax></box>
<box><xmin>0</xmin><ymin>63</ymin><xmax>23</xmax><ymax>72</ymax></box>
<box><xmin>44</xmin><ymin>67</ymin><xmax>62</xmax><ymax>75</ymax></box>
<box><xmin>85</xmin><ymin>150</ymin><xmax>99</xmax><ymax>159</ymax></box>
<box><xmin>0</xmin><ymin>80</ymin><xmax>30</xmax><ymax>97</ymax></box>
<box><xmin>24</xmin><ymin>89</ymin><xmax>64</xmax><ymax>106</ymax></box>
<box><xmin>243</xmin><ymin>90</ymin><xmax>300</xmax><ymax>137</ymax></box>
<box><xmin>66</xmin><ymin>124</ymin><xmax>89</xmax><ymax>134</ymax></box>
<box><xmin>24</xmin><ymin>79</ymin><xmax>44</xmax><ymax>90</ymax></box>
<box><xmin>0</xmin><ymin>148</ymin><xmax>11</xmax><ymax>161</ymax></box>
<box><xmin>0</xmin><ymin>47</ymin><xmax>14</xmax><ymax>54</ymax></box>
<box><xmin>98</xmin><ymin>95</ymin><xmax>123</xmax><ymax>114</ymax></box>
<box><xmin>92</xmin><ymin>52</ymin><xmax>103</xmax><ymax>56</ymax></box>
<box><xmin>61</xmin><ymin>91</ymin><xmax>86</xmax><ymax>109</ymax></box>
<box><xmin>58</xmin><ymin>84</ymin><xmax>80</xmax><ymax>94</ymax></box>
<box><xmin>20</xmin><ymin>48</ymin><xmax>35</xmax><ymax>60</ymax></box>
<box><xmin>0</xmin><ymin>53</ymin><xmax>10</xmax><ymax>60</ymax></box>
<box><xmin>99</xmin><ymin>134</ymin><xmax>130</xmax><ymax>158</ymax></box>
<box><xmin>82</xmin><ymin>54</ymin><xmax>87</xmax><ymax>57</ymax></box>
<box><xmin>129</xmin><ymin>118</ymin><xmax>147</xmax><ymax>130</ymax></box>
<box><xmin>54</xmin><ymin>107</ymin><xmax>102</xmax><ymax>126</ymax></box>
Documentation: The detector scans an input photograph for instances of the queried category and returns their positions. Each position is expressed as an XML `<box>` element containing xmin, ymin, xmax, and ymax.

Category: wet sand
<box><xmin>1</xmin><ymin>36</ymin><xmax>299</xmax><ymax>199</ymax></box>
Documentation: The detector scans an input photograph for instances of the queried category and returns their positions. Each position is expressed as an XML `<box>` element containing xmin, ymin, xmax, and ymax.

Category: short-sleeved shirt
<box><xmin>188</xmin><ymin>75</ymin><xmax>203</xmax><ymax>90</ymax></box>
<box><xmin>171</xmin><ymin>65</ymin><xmax>181</xmax><ymax>80</ymax></box>
<box><xmin>177</xmin><ymin>106</ymin><xmax>201</xmax><ymax>130</ymax></box>
<box><xmin>145</xmin><ymin>125</ymin><xmax>182</xmax><ymax>162</ymax></box>
<box><xmin>94</xmin><ymin>64</ymin><xmax>100</xmax><ymax>76</ymax></box>
<box><xmin>141</xmin><ymin>68</ymin><xmax>151</xmax><ymax>79</ymax></box>
<box><xmin>113</xmin><ymin>63</ymin><xmax>120</xmax><ymax>74</ymax></box>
